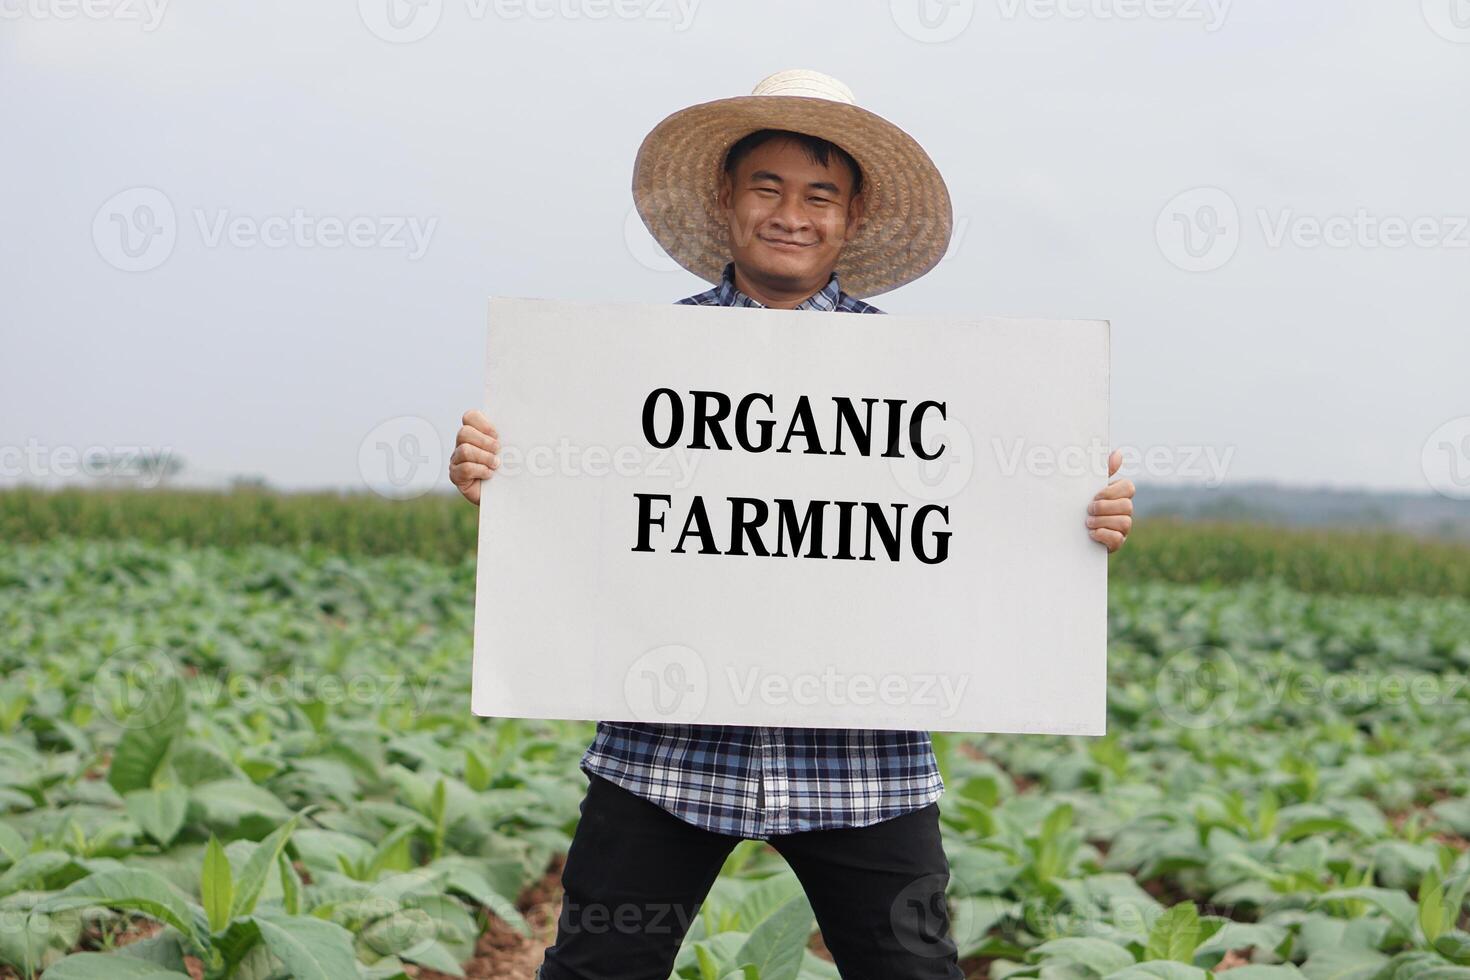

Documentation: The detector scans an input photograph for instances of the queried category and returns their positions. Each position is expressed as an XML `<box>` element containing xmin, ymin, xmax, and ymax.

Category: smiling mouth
<box><xmin>760</xmin><ymin>237</ymin><xmax>813</xmax><ymax>251</ymax></box>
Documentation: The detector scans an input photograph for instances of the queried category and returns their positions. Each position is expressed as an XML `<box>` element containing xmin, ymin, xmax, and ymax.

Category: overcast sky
<box><xmin>2</xmin><ymin>0</ymin><xmax>1467</xmax><ymax>498</ymax></box>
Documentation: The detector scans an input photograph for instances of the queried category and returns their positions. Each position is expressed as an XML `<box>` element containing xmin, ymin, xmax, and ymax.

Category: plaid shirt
<box><xmin>579</xmin><ymin>261</ymin><xmax>945</xmax><ymax>840</ymax></box>
<box><xmin>674</xmin><ymin>260</ymin><xmax>885</xmax><ymax>314</ymax></box>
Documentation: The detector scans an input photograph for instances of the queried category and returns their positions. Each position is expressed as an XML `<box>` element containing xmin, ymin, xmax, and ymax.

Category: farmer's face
<box><xmin>718</xmin><ymin>136</ymin><xmax>865</xmax><ymax>294</ymax></box>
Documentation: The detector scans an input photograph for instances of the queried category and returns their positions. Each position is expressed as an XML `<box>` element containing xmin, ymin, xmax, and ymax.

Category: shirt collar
<box><xmin>714</xmin><ymin>262</ymin><xmax>843</xmax><ymax>312</ymax></box>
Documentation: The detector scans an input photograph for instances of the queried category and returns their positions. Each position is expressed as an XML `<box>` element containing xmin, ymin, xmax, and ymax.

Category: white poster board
<box><xmin>472</xmin><ymin>297</ymin><xmax>1109</xmax><ymax>735</ymax></box>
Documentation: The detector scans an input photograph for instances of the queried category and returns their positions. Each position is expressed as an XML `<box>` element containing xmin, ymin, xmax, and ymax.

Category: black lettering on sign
<box><xmin>632</xmin><ymin>390</ymin><xmax>954</xmax><ymax>564</ymax></box>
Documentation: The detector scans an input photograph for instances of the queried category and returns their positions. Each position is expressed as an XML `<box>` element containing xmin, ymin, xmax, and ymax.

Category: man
<box><xmin>449</xmin><ymin>69</ymin><xmax>1135</xmax><ymax>980</ymax></box>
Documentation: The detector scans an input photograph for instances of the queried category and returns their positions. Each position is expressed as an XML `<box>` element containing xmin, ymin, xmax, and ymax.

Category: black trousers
<box><xmin>537</xmin><ymin>773</ymin><xmax>963</xmax><ymax>980</ymax></box>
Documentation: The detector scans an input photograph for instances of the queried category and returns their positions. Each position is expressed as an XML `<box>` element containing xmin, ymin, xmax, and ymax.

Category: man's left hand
<box><xmin>1088</xmin><ymin>449</ymin><xmax>1135</xmax><ymax>553</ymax></box>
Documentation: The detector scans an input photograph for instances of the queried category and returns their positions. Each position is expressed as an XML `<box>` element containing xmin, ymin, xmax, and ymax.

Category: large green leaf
<box><xmin>0</xmin><ymin>890</ymin><xmax>83</xmax><ymax>974</ymax></box>
<box><xmin>734</xmin><ymin>894</ymin><xmax>814</xmax><ymax>980</ymax></box>
<box><xmin>1194</xmin><ymin>922</ymin><xmax>1287</xmax><ymax>959</ymax></box>
<box><xmin>0</xmin><ymin>823</ymin><xmax>26</xmax><ymax>864</ymax></box>
<box><xmin>117</xmin><ymin>930</ymin><xmax>190</xmax><ymax>970</ymax></box>
<box><xmin>1436</xmin><ymin>931</ymin><xmax>1470</xmax><ymax>966</ymax></box>
<box><xmin>126</xmin><ymin>786</ymin><xmax>189</xmax><ymax>847</ymax></box>
<box><xmin>202</xmin><ymin>835</ymin><xmax>234</xmax><ymax>933</ymax></box>
<box><xmin>1317</xmin><ymin>888</ymin><xmax>1417</xmax><ymax>937</ymax></box>
<box><xmin>441</xmin><ymin>862</ymin><xmax>530</xmax><ymax>936</ymax></box>
<box><xmin>214</xmin><ymin>916</ymin><xmax>265</xmax><ymax>974</ymax></box>
<box><xmin>36</xmin><ymin>868</ymin><xmax>203</xmax><ymax>946</ymax></box>
<box><xmin>358</xmin><ymin>908</ymin><xmax>438</xmax><ymax>957</ymax></box>
<box><xmin>190</xmin><ymin>779</ymin><xmax>293</xmax><ymax>832</ymax></box>
<box><xmin>1299</xmin><ymin>946</ymin><xmax>1390</xmax><ymax>980</ymax></box>
<box><xmin>0</xmin><ymin>850</ymin><xmax>75</xmax><ymax>897</ymax></box>
<box><xmin>1033</xmin><ymin>937</ymin><xmax>1136</xmax><ymax>974</ymax></box>
<box><xmin>1373</xmin><ymin>951</ymin><xmax>1470</xmax><ymax>979</ymax></box>
<box><xmin>252</xmin><ymin>912</ymin><xmax>359</xmax><ymax>980</ymax></box>
<box><xmin>398</xmin><ymin>937</ymin><xmax>465</xmax><ymax>977</ymax></box>
<box><xmin>279</xmin><ymin>852</ymin><xmax>304</xmax><ymax>915</ymax></box>
<box><xmin>1145</xmin><ymin>902</ymin><xmax>1201</xmax><ymax>964</ymax></box>
<box><xmin>1104</xmin><ymin>963</ymin><xmax>1209</xmax><ymax>980</ymax></box>
<box><xmin>42</xmin><ymin>952</ymin><xmax>193</xmax><ymax>979</ymax></box>
<box><xmin>402</xmin><ymin>892</ymin><xmax>477</xmax><ymax>963</ymax></box>
<box><xmin>730</xmin><ymin>872</ymin><xmax>804</xmax><ymax>931</ymax></box>
<box><xmin>230</xmin><ymin>812</ymin><xmax>303</xmax><ymax>919</ymax></box>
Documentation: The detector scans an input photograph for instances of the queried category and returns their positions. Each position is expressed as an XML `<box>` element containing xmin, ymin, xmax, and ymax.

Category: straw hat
<box><xmin>631</xmin><ymin>69</ymin><xmax>953</xmax><ymax>299</ymax></box>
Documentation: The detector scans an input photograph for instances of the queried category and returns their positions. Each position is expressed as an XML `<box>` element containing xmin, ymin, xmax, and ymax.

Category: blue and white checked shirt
<box><xmin>579</xmin><ymin>261</ymin><xmax>946</xmax><ymax>840</ymax></box>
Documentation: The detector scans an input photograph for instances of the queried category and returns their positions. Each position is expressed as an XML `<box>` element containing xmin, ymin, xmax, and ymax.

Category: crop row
<box><xmin>3</xmin><ymin>488</ymin><xmax>1470</xmax><ymax>597</ymax></box>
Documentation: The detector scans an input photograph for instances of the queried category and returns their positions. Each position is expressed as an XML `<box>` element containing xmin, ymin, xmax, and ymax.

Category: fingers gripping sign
<box><xmin>449</xmin><ymin>409</ymin><xmax>502</xmax><ymax>505</ymax></box>
<box><xmin>1087</xmin><ymin>448</ymin><xmax>1135</xmax><ymax>554</ymax></box>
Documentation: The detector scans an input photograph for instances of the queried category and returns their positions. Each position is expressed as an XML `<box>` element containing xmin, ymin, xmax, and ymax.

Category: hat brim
<box><xmin>632</xmin><ymin>95</ymin><xmax>953</xmax><ymax>299</ymax></box>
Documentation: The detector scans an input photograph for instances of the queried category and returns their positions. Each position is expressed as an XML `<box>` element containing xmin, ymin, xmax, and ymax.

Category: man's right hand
<box><xmin>449</xmin><ymin>409</ymin><xmax>500</xmax><ymax>506</ymax></box>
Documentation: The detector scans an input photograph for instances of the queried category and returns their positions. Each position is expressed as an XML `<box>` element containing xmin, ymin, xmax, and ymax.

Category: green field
<box><xmin>3</xmin><ymin>490</ymin><xmax>1469</xmax><ymax>979</ymax></box>
<box><xmin>5</xmin><ymin>487</ymin><xmax>1470</xmax><ymax>597</ymax></box>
